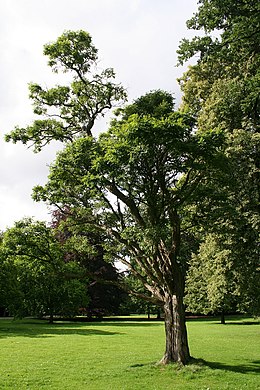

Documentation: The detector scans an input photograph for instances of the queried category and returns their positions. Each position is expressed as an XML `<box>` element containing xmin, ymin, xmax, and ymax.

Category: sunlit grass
<box><xmin>0</xmin><ymin>316</ymin><xmax>259</xmax><ymax>389</ymax></box>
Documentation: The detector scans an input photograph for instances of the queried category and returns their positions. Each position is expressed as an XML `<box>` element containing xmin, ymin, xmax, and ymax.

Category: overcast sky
<box><xmin>0</xmin><ymin>0</ymin><xmax>199</xmax><ymax>231</ymax></box>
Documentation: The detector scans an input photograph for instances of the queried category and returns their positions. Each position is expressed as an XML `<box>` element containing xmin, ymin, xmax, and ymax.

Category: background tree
<box><xmin>2</xmin><ymin>218</ymin><xmax>89</xmax><ymax>322</ymax></box>
<box><xmin>185</xmin><ymin>234</ymin><xmax>240</xmax><ymax>324</ymax></box>
<box><xmin>51</xmin><ymin>208</ymin><xmax>126</xmax><ymax>318</ymax></box>
<box><xmin>177</xmin><ymin>0</ymin><xmax>260</xmax><ymax>317</ymax></box>
<box><xmin>0</xmin><ymin>232</ymin><xmax>22</xmax><ymax>316</ymax></box>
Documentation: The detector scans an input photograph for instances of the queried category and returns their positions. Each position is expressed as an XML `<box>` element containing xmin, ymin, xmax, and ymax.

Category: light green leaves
<box><xmin>43</xmin><ymin>30</ymin><xmax>98</xmax><ymax>74</ymax></box>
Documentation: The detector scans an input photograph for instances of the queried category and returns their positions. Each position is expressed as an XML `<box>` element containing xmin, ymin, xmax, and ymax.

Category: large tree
<box><xmin>6</xmin><ymin>30</ymin><xmax>225</xmax><ymax>364</ymax></box>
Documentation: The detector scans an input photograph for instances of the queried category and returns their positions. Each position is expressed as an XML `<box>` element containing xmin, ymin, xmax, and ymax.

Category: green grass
<box><xmin>0</xmin><ymin>316</ymin><xmax>259</xmax><ymax>389</ymax></box>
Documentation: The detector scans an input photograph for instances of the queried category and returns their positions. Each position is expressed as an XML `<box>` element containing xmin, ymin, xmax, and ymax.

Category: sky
<box><xmin>0</xmin><ymin>0</ymin><xmax>199</xmax><ymax>231</ymax></box>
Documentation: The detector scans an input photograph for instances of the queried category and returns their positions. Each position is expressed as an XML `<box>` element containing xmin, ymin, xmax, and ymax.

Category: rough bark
<box><xmin>160</xmin><ymin>293</ymin><xmax>190</xmax><ymax>365</ymax></box>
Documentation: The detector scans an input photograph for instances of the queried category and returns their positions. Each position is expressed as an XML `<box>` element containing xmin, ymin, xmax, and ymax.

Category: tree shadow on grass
<box><xmin>89</xmin><ymin>321</ymin><xmax>162</xmax><ymax>327</ymax></box>
<box><xmin>193</xmin><ymin>358</ymin><xmax>260</xmax><ymax>375</ymax></box>
<box><xmin>0</xmin><ymin>317</ymin><xmax>162</xmax><ymax>340</ymax></box>
<box><xmin>126</xmin><ymin>358</ymin><xmax>260</xmax><ymax>375</ymax></box>
<box><xmin>0</xmin><ymin>320</ymin><xmax>123</xmax><ymax>339</ymax></box>
<box><xmin>226</xmin><ymin>321</ymin><xmax>260</xmax><ymax>326</ymax></box>
<box><xmin>186</xmin><ymin>316</ymin><xmax>259</xmax><ymax>326</ymax></box>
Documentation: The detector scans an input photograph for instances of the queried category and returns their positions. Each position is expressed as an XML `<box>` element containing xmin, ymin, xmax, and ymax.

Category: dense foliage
<box><xmin>0</xmin><ymin>219</ymin><xmax>89</xmax><ymax>321</ymax></box>
<box><xmin>178</xmin><ymin>0</ymin><xmax>260</xmax><ymax>318</ymax></box>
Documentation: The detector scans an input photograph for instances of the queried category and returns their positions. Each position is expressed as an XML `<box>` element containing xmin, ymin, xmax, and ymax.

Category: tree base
<box><xmin>163</xmin><ymin>293</ymin><xmax>191</xmax><ymax>365</ymax></box>
<box><xmin>159</xmin><ymin>353</ymin><xmax>191</xmax><ymax>366</ymax></box>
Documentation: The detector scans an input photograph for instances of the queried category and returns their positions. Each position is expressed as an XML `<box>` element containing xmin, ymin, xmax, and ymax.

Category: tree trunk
<box><xmin>49</xmin><ymin>308</ymin><xmax>54</xmax><ymax>324</ymax></box>
<box><xmin>220</xmin><ymin>311</ymin><xmax>225</xmax><ymax>325</ymax></box>
<box><xmin>49</xmin><ymin>314</ymin><xmax>54</xmax><ymax>324</ymax></box>
<box><xmin>160</xmin><ymin>293</ymin><xmax>190</xmax><ymax>365</ymax></box>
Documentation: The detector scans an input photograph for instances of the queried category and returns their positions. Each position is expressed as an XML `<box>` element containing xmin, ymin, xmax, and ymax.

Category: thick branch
<box><xmin>106</xmin><ymin>180</ymin><xmax>146</xmax><ymax>227</ymax></box>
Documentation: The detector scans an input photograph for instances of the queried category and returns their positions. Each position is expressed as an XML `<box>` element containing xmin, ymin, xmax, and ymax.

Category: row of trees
<box><xmin>2</xmin><ymin>0</ymin><xmax>259</xmax><ymax>365</ymax></box>
<box><xmin>1</xmin><ymin>212</ymin><xmax>257</xmax><ymax>322</ymax></box>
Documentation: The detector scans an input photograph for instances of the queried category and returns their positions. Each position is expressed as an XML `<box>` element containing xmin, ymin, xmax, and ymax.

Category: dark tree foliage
<box><xmin>51</xmin><ymin>208</ymin><xmax>125</xmax><ymax>318</ymax></box>
<box><xmin>1</xmin><ymin>218</ymin><xmax>89</xmax><ymax>322</ymax></box>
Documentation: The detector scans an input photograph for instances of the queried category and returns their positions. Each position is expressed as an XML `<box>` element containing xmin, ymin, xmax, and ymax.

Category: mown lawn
<box><xmin>0</xmin><ymin>316</ymin><xmax>259</xmax><ymax>389</ymax></box>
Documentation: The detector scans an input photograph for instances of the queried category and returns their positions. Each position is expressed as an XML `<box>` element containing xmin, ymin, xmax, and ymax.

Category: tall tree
<box><xmin>5</xmin><ymin>30</ymin><xmax>226</xmax><ymax>364</ymax></box>
<box><xmin>177</xmin><ymin>0</ymin><xmax>260</xmax><ymax>316</ymax></box>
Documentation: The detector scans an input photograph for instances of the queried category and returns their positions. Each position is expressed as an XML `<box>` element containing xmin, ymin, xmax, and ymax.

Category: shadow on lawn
<box><xmin>195</xmin><ymin>358</ymin><xmax>260</xmax><ymax>375</ymax></box>
<box><xmin>226</xmin><ymin>321</ymin><xmax>260</xmax><ymax>326</ymax></box>
<box><xmin>89</xmin><ymin>321</ymin><xmax>162</xmax><ymax>327</ymax></box>
<box><xmin>128</xmin><ymin>358</ymin><xmax>260</xmax><ymax>375</ymax></box>
<box><xmin>0</xmin><ymin>321</ymin><xmax>123</xmax><ymax>339</ymax></box>
<box><xmin>0</xmin><ymin>317</ymin><xmax>163</xmax><ymax>339</ymax></box>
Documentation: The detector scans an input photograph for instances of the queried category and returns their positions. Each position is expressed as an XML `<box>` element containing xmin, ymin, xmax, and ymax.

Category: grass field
<box><xmin>0</xmin><ymin>316</ymin><xmax>259</xmax><ymax>389</ymax></box>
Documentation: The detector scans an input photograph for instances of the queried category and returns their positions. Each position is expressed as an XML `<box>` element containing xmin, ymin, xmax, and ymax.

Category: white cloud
<box><xmin>0</xmin><ymin>184</ymin><xmax>52</xmax><ymax>230</ymax></box>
